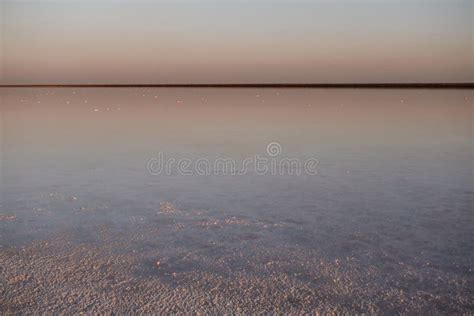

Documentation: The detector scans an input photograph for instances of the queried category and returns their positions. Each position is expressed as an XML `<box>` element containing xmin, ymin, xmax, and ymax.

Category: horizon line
<box><xmin>0</xmin><ymin>83</ymin><xmax>472</xmax><ymax>89</ymax></box>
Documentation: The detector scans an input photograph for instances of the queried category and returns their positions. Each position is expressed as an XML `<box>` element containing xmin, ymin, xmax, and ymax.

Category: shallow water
<box><xmin>0</xmin><ymin>88</ymin><xmax>473</xmax><ymax>313</ymax></box>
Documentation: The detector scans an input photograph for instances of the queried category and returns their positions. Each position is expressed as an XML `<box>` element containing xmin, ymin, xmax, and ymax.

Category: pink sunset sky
<box><xmin>0</xmin><ymin>0</ymin><xmax>472</xmax><ymax>84</ymax></box>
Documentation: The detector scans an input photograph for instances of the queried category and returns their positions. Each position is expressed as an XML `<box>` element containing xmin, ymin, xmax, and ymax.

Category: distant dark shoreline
<box><xmin>0</xmin><ymin>83</ymin><xmax>472</xmax><ymax>89</ymax></box>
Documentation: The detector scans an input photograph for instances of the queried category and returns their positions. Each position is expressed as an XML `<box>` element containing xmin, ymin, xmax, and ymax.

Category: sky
<box><xmin>0</xmin><ymin>0</ymin><xmax>472</xmax><ymax>84</ymax></box>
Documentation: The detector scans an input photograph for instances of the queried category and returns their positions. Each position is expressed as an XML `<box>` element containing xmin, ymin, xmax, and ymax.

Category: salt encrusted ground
<box><xmin>1</xmin><ymin>205</ymin><xmax>472</xmax><ymax>314</ymax></box>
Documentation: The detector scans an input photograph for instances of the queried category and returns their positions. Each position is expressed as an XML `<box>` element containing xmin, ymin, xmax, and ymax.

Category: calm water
<box><xmin>0</xmin><ymin>88</ymin><xmax>473</xmax><ymax>313</ymax></box>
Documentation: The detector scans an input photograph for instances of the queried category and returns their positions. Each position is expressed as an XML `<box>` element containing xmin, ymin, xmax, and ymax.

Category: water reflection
<box><xmin>0</xmin><ymin>88</ymin><xmax>472</xmax><ymax>313</ymax></box>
